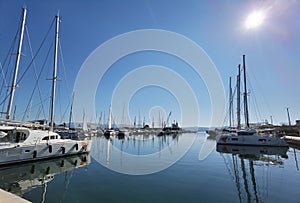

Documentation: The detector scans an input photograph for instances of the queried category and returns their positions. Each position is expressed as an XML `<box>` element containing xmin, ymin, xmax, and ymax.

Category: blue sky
<box><xmin>0</xmin><ymin>0</ymin><xmax>299</xmax><ymax>127</ymax></box>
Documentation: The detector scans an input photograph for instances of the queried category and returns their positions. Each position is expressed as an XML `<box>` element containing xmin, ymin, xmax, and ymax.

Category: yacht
<box><xmin>0</xmin><ymin>125</ymin><xmax>91</xmax><ymax>165</ymax></box>
<box><xmin>216</xmin><ymin>55</ymin><xmax>288</xmax><ymax>147</ymax></box>
<box><xmin>216</xmin><ymin>129</ymin><xmax>288</xmax><ymax>147</ymax></box>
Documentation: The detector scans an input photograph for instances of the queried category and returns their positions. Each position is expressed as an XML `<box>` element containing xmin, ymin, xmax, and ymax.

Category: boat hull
<box><xmin>216</xmin><ymin>134</ymin><xmax>288</xmax><ymax>147</ymax></box>
<box><xmin>0</xmin><ymin>140</ymin><xmax>92</xmax><ymax>166</ymax></box>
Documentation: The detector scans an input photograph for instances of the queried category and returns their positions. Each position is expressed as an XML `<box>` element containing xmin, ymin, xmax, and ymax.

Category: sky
<box><xmin>0</xmin><ymin>0</ymin><xmax>299</xmax><ymax>127</ymax></box>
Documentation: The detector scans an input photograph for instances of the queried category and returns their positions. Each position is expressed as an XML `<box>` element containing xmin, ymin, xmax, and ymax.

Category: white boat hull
<box><xmin>0</xmin><ymin>140</ymin><xmax>91</xmax><ymax>166</ymax></box>
<box><xmin>216</xmin><ymin>134</ymin><xmax>288</xmax><ymax>147</ymax></box>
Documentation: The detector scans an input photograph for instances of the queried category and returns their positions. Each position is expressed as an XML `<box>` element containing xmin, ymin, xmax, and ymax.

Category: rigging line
<box><xmin>58</xmin><ymin>39</ymin><xmax>71</xmax><ymax>101</ymax></box>
<box><xmin>58</xmin><ymin>39</ymin><xmax>72</xmax><ymax>123</ymax></box>
<box><xmin>25</xmin><ymin>25</ymin><xmax>46</xmax><ymax>118</ymax></box>
<box><xmin>0</xmin><ymin>92</ymin><xmax>11</xmax><ymax>106</ymax></box>
<box><xmin>247</xmin><ymin>76</ymin><xmax>263</xmax><ymax>123</ymax></box>
<box><xmin>0</xmin><ymin>26</ymin><xmax>18</xmax><ymax>98</ymax></box>
<box><xmin>59</xmin><ymin>101</ymin><xmax>71</xmax><ymax>124</ymax></box>
<box><xmin>222</xmin><ymin>81</ymin><xmax>238</xmax><ymax>127</ymax></box>
<box><xmin>21</xmin><ymin>44</ymin><xmax>53</xmax><ymax>121</ymax></box>
<box><xmin>250</xmin><ymin>92</ymin><xmax>261</xmax><ymax>124</ymax></box>
<box><xmin>58</xmin><ymin>81</ymin><xmax>63</xmax><ymax>123</ymax></box>
<box><xmin>248</xmin><ymin>65</ymin><xmax>274</xmax><ymax>119</ymax></box>
<box><xmin>18</xmin><ymin>96</ymin><xmax>51</xmax><ymax>119</ymax></box>
<box><xmin>231</xmin><ymin>83</ymin><xmax>237</xmax><ymax>126</ymax></box>
<box><xmin>0</xmin><ymin>62</ymin><xmax>9</xmax><ymax>116</ymax></box>
<box><xmin>0</xmin><ymin>63</ymin><xmax>8</xmax><ymax>89</ymax></box>
<box><xmin>16</xmin><ymin>17</ymin><xmax>55</xmax><ymax>85</ymax></box>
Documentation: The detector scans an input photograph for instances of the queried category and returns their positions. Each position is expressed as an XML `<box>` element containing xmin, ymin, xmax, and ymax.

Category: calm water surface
<box><xmin>1</xmin><ymin>132</ymin><xmax>300</xmax><ymax>203</ymax></box>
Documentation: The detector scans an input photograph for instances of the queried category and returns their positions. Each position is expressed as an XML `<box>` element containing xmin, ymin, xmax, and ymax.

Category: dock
<box><xmin>0</xmin><ymin>189</ymin><xmax>31</xmax><ymax>203</ymax></box>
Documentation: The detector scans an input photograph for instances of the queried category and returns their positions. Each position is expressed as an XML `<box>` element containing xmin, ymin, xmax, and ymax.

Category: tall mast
<box><xmin>229</xmin><ymin>77</ymin><xmax>232</xmax><ymax>127</ymax></box>
<box><xmin>50</xmin><ymin>14</ymin><xmax>60</xmax><ymax>131</ymax></box>
<box><xmin>6</xmin><ymin>8</ymin><xmax>27</xmax><ymax>120</ymax></box>
<box><xmin>108</xmin><ymin>105</ymin><xmax>112</xmax><ymax>129</ymax></box>
<box><xmin>243</xmin><ymin>55</ymin><xmax>249</xmax><ymax>128</ymax></box>
<box><xmin>237</xmin><ymin>64</ymin><xmax>241</xmax><ymax>129</ymax></box>
<box><xmin>68</xmin><ymin>92</ymin><xmax>74</xmax><ymax>129</ymax></box>
<box><xmin>286</xmin><ymin>107</ymin><xmax>291</xmax><ymax>126</ymax></box>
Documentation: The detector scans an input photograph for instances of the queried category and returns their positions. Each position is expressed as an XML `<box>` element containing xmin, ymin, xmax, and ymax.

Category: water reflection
<box><xmin>0</xmin><ymin>154</ymin><xmax>90</xmax><ymax>198</ymax></box>
<box><xmin>91</xmin><ymin>133</ymin><xmax>196</xmax><ymax>175</ymax></box>
<box><xmin>217</xmin><ymin>145</ymin><xmax>289</xmax><ymax>203</ymax></box>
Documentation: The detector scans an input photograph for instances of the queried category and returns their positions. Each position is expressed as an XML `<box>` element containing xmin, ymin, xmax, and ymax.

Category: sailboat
<box><xmin>0</xmin><ymin>9</ymin><xmax>92</xmax><ymax>165</ymax></box>
<box><xmin>216</xmin><ymin>55</ymin><xmax>288</xmax><ymax>147</ymax></box>
<box><xmin>104</xmin><ymin>106</ymin><xmax>117</xmax><ymax>137</ymax></box>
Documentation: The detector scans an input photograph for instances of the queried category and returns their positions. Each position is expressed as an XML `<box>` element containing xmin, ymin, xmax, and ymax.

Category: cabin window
<box><xmin>50</xmin><ymin>136</ymin><xmax>55</xmax><ymax>139</ymax></box>
<box><xmin>42</xmin><ymin>136</ymin><xmax>49</xmax><ymax>140</ymax></box>
<box><xmin>21</xmin><ymin>133</ymin><xmax>27</xmax><ymax>140</ymax></box>
<box><xmin>258</xmin><ymin>139</ymin><xmax>267</xmax><ymax>142</ymax></box>
<box><xmin>25</xmin><ymin>150</ymin><xmax>30</xmax><ymax>153</ymax></box>
<box><xmin>231</xmin><ymin>138</ymin><xmax>239</xmax><ymax>141</ymax></box>
<box><xmin>15</xmin><ymin>132</ymin><xmax>21</xmax><ymax>143</ymax></box>
<box><xmin>49</xmin><ymin>145</ymin><xmax>52</xmax><ymax>153</ymax></box>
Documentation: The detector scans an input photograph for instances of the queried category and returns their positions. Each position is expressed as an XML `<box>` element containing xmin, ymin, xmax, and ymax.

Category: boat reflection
<box><xmin>217</xmin><ymin>145</ymin><xmax>288</xmax><ymax>203</ymax></box>
<box><xmin>217</xmin><ymin>145</ymin><xmax>289</xmax><ymax>160</ymax></box>
<box><xmin>91</xmin><ymin>132</ymin><xmax>193</xmax><ymax>175</ymax></box>
<box><xmin>0</xmin><ymin>154</ymin><xmax>90</xmax><ymax>196</ymax></box>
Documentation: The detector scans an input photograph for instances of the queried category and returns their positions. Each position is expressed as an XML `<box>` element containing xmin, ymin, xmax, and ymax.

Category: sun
<box><xmin>245</xmin><ymin>10</ymin><xmax>266</xmax><ymax>29</ymax></box>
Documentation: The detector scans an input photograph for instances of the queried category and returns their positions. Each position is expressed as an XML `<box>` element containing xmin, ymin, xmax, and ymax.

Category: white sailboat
<box><xmin>0</xmin><ymin>9</ymin><xmax>92</xmax><ymax>165</ymax></box>
<box><xmin>217</xmin><ymin>55</ymin><xmax>288</xmax><ymax>147</ymax></box>
<box><xmin>104</xmin><ymin>105</ymin><xmax>117</xmax><ymax>137</ymax></box>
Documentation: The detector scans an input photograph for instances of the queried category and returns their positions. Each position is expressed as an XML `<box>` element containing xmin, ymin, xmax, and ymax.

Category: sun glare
<box><xmin>245</xmin><ymin>10</ymin><xmax>266</xmax><ymax>29</ymax></box>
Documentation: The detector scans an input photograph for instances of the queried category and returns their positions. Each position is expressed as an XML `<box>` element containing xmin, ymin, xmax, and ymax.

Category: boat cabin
<box><xmin>0</xmin><ymin>126</ymin><xmax>29</xmax><ymax>143</ymax></box>
<box><xmin>237</xmin><ymin>129</ymin><xmax>257</xmax><ymax>136</ymax></box>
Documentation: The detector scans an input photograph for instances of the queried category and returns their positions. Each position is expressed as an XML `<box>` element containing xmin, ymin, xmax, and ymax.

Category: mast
<box><xmin>243</xmin><ymin>55</ymin><xmax>250</xmax><ymax>128</ymax></box>
<box><xmin>50</xmin><ymin>14</ymin><xmax>60</xmax><ymax>131</ymax></box>
<box><xmin>82</xmin><ymin>110</ymin><xmax>87</xmax><ymax>131</ymax></box>
<box><xmin>133</xmin><ymin>116</ymin><xmax>136</xmax><ymax>128</ymax></box>
<box><xmin>286</xmin><ymin>107</ymin><xmax>291</xmax><ymax>126</ymax></box>
<box><xmin>68</xmin><ymin>92</ymin><xmax>74</xmax><ymax>129</ymax></box>
<box><xmin>98</xmin><ymin>112</ymin><xmax>102</xmax><ymax>129</ymax></box>
<box><xmin>138</xmin><ymin>110</ymin><xmax>141</xmax><ymax>128</ymax></box>
<box><xmin>108</xmin><ymin>105</ymin><xmax>112</xmax><ymax>129</ymax></box>
<box><xmin>6</xmin><ymin>8</ymin><xmax>27</xmax><ymax>120</ymax></box>
<box><xmin>237</xmin><ymin>64</ymin><xmax>241</xmax><ymax>129</ymax></box>
<box><xmin>229</xmin><ymin>77</ymin><xmax>232</xmax><ymax>127</ymax></box>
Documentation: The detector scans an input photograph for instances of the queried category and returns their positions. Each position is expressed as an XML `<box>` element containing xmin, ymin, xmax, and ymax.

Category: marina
<box><xmin>0</xmin><ymin>131</ymin><xmax>299</xmax><ymax>202</ymax></box>
<box><xmin>1</xmin><ymin>1</ymin><xmax>300</xmax><ymax>202</ymax></box>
